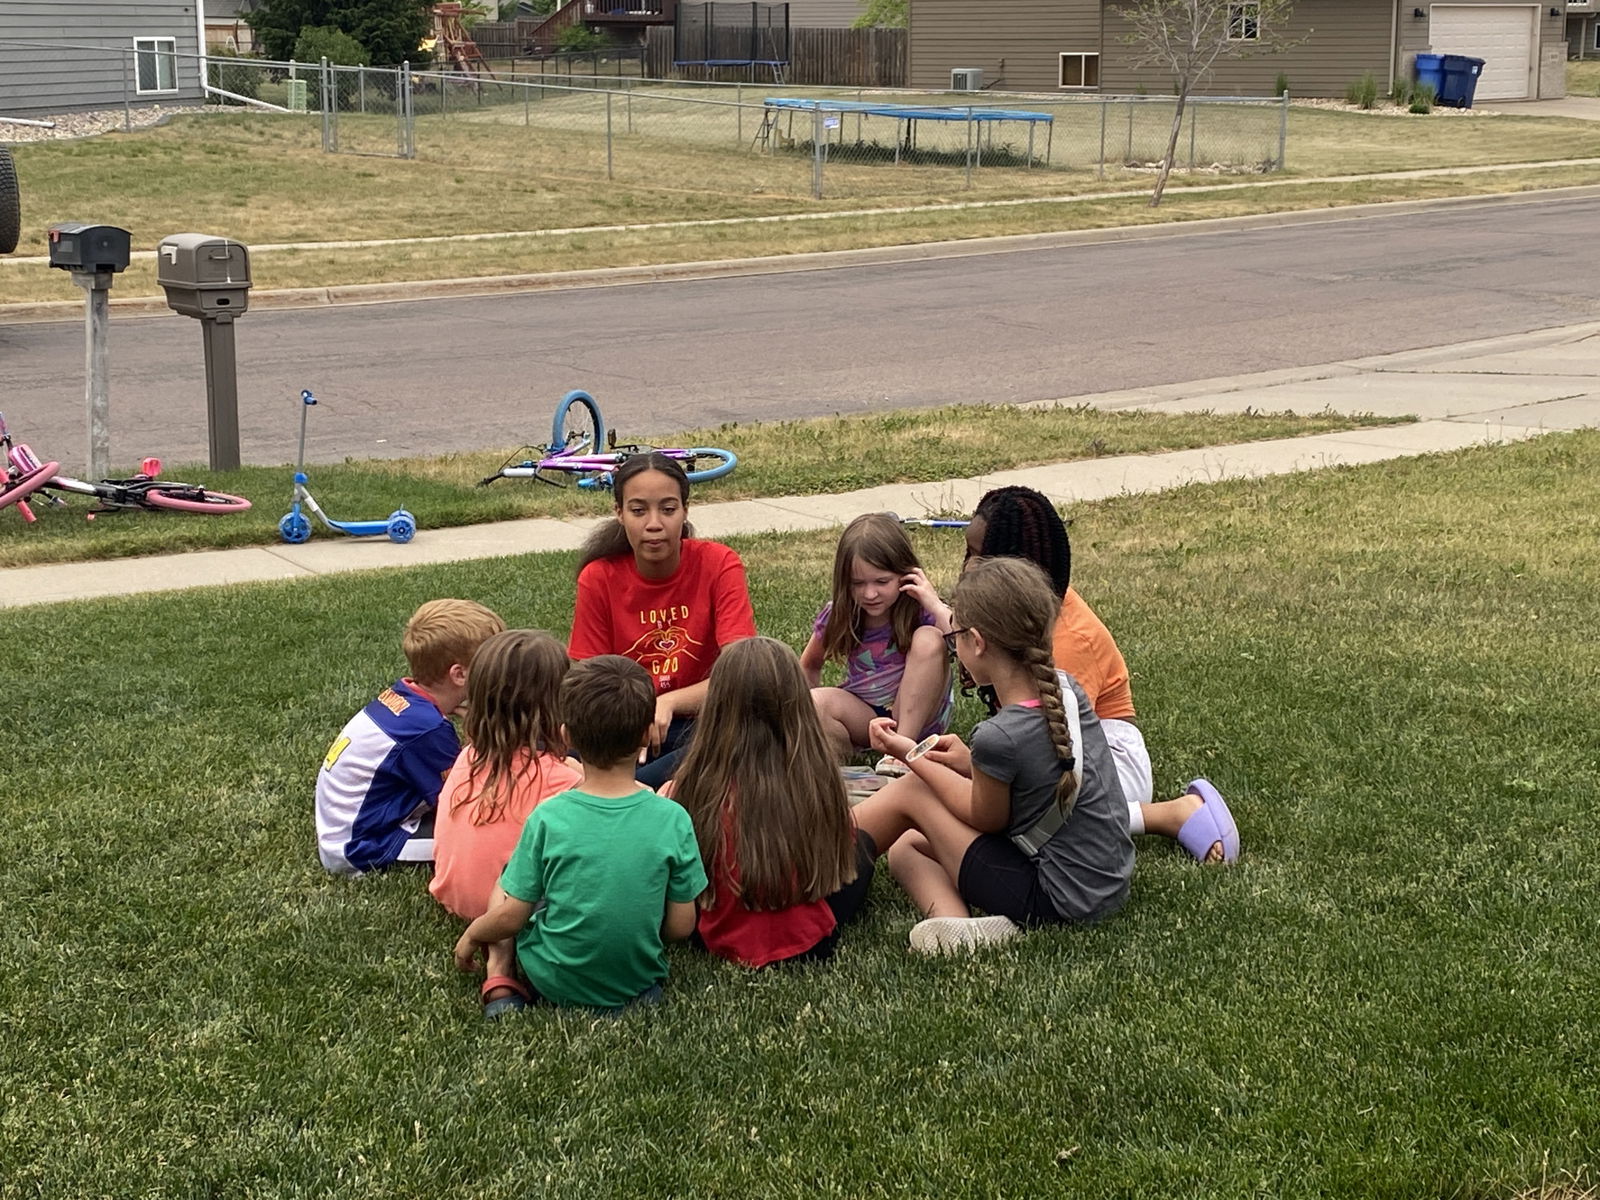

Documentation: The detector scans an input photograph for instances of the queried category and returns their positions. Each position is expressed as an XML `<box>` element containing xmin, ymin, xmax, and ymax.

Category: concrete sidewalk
<box><xmin>3</xmin><ymin>322</ymin><xmax>1597</xmax><ymax>610</ymax></box>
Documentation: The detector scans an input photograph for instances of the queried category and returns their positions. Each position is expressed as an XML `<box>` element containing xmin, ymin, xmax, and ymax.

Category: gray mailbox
<box><xmin>48</xmin><ymin>222</ymin><xmax>133</xmax><ymax>482</ymax></box>
<box><xmin>156</xmin><ymin>233</ymin><xmax>251</xmax><ymax>317</ymax></box>
<box><xmin>156</xmin><ymin>232</ymin><xmax>253</xmax><ymax>471</ymax></box>
<box><xmin>47</xmin><ymin>222</ymin><xmax>132</xmax><ymax>274</ymax></box>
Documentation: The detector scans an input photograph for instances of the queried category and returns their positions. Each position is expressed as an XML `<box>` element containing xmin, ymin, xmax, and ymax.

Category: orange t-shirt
<box><xmin>1052</xmin><ymin>587</ymin><xmax>1136</xmax><ymax>721</ymax></box>
<box><xmin>429</xmin><ymin>746</ymin><xmax>581</xmax><ymax>920</ymax></box>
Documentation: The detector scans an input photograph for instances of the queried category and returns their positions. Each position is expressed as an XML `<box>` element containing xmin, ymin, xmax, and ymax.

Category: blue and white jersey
<box><xmin>315</xmin><ymin>679</ymin><xmax>459</xmax><ymax>875</ymax></box>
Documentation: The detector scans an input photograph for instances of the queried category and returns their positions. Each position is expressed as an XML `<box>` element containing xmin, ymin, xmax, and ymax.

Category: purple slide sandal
<box><xmin>1177</xmin><ymin>778</ymin><xmax>1240</xmax><ymax>865</ymax></box>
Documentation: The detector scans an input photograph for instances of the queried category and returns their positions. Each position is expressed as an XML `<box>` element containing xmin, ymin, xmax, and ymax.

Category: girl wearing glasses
<box><xmin>850</xmin><ymin>556</ymin><xmax>1135</xmax><ymax>954</ymax></box>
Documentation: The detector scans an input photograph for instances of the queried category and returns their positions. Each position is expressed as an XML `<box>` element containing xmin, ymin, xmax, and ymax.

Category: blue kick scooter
<box><xmin>278</xmin><ymin>389</ymin><xmax>416</xmax><ymax>544</ymax></box>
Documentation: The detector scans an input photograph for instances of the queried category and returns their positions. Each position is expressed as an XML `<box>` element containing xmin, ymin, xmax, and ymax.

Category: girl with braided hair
<box><xmin>849</xmin><ymin>556</ymin><xmax>1134</xmax><ymax>955</ymax></box>
<box><xmin>902</xmin><ymin>485</ymin><xmax>1238</xmax><ymax>865</ymax></box>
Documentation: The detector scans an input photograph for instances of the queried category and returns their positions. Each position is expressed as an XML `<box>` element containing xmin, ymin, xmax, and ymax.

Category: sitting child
<box><xmin>671</xmin><ymin>637</ymin><xmax>874</xmax><ymax>968</ymax></box>
<box><xmin>800</xmin><ymin>512</ymin><xmax>953</xmax><ymax>772</ymax></box>
<box><xmin>453</xmin><ymin>655</ymin><xmax>707</xmax><ymax>1014</ymax></box>
<box><xmin>430</xmin><ymin>629</ymin><xmax>580</xmax><ymax>1018</ymax></box>
<box><xmin>315</xmin><ymin>598</ymin><xmax>506</xmax><ymax>876</ymax></box>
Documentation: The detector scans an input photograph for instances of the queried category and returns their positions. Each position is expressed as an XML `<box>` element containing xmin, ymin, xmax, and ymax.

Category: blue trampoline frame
<box><xmin>759</xmin><ymin>96</ymin><xmax>1055</xmax><ymax>166</ymax></box>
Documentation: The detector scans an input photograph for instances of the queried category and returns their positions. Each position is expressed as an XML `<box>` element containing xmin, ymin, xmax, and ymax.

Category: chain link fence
<box><xmin>392</xmin><ymin>73</ymin><xmax>1288</xmax><ymax>199</ymax></box>
<box><xmin>0</xmin><ymin>39</ymin><xmax>1288</xmax><ymax>203</ymax></box>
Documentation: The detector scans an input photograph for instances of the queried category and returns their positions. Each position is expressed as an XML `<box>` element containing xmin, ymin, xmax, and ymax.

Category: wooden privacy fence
<box><xmin>644</xmin><ymin>26</ymin><xmax>905</xmax><ymax>87</ymax></box>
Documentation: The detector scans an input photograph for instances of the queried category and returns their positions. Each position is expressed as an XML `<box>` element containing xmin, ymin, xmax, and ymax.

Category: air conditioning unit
<box><xmin>951</xmin><ymin>67</ymin><xmax>983</xmax><ymax>91</ymax></box>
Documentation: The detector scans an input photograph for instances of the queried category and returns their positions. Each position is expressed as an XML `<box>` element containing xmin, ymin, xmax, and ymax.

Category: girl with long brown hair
<box><xmin>568</xmin><ymin>452</ymin><xmax>758</xmax><ymax>788</ymax></box>
<box><xmin>670</xmin><ymin>637</ymin><xmax>874</xmax><ymax>968</ymax></box>
<box><xmin>850</xmin><ymin>557</ymin><xmax>1135</xmax><ymax>955</ymax></box>
<box><xmin>799</xmin><ymin>512</ymin><xmax>953</xmax><ymax>772</ymax></box>
<box><xmin>431</xmin><ymin>629</ymin><xmax>579</xmax><ymax>1015</ymax></box>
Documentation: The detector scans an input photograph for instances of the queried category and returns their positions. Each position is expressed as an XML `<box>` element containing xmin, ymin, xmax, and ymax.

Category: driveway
<box><xmin>1480</xmin><ymin>96</ymin><xmax>1600</xmax><ymax>119</ymax></box>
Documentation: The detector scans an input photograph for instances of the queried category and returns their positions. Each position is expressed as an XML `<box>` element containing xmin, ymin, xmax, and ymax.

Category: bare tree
<box><xmin>1113</xmin><ymin>0</ymin><xmax>1303</xmax><ymax>206</ymax></box>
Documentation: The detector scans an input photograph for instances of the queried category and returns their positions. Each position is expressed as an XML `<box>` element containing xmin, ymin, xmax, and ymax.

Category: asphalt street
<box><xmin>3</xmin><ymin>193</ymin><xmax>1597</xmax><ymax>469</ymax></box>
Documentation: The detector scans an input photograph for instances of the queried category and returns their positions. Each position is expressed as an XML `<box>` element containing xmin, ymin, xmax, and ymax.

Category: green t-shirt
<box><xmin>499</xmin><ymin>787</ymin><xmax>707</xmax><ymax>1009</ymax></box>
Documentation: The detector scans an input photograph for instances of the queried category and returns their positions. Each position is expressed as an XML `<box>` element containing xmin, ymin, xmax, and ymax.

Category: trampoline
<box><xmin>675</xmin><ymin>2</ymin><xmax>790</xmax><ymax>81</ymax></box>
<box><xmin>759</xmin><ymin>97</ymin><xmax>1055</xmax><ymax>167</ymax></box>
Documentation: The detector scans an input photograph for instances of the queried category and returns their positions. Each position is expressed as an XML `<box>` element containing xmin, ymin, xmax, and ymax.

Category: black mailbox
<box><xmin>156</xmin><ymin>232</ymin><xmax>251</xmax><ymax>318</ymax></box>
<box><xmin>47</xmin><ymin>222</ymin><xmax>132</xmax><ymax>273</ymax></box>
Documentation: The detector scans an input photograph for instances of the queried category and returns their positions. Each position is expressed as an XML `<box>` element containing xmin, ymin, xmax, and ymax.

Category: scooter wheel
<box><xmin>386</xmin><ymin>510</ymin><xmax>416</xmax><ymax>544</ymax></box>
<box><xmin>278</xmin><ymin>512</ymin><xmax>312</xmax><ymax>544</ymax></box>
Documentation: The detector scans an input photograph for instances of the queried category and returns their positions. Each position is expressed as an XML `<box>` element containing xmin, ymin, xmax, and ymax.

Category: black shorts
<box><xmin>957</xmin><ymin>834</ymin><xmax>1066</xmax><ymax>927</ymax></box>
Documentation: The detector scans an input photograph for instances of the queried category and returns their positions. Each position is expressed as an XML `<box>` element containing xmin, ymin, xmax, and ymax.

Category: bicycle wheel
<box><xmin>142</xmin><ymin>484</ymin><xmax>253</xmax><ymax>513</ymax></box>
<box><xmin>551</xmin><ymin>390</ymin><xmax>605</xmax><ymax>456</ymax></box>
<box><xmin>0</xmin><ymin>460</ymin><xmax>59</xmax><ymax>512</ymax></box>
<box><xmin>682</xmin><ymin>448</ymin><xmax>738</xmax><ymax>484</ymax></box>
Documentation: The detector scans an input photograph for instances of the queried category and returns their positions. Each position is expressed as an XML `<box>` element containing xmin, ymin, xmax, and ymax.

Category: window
<box><xmin>1059</xmin><ymin>52</ymin><xmax>1101</xmax><ymax>88</ymax></box>
<box><xmin>1227</xmin><ymin>0</ymin><xmax>1261</xmax><ymax>41</ymax></box>
<box><xmin>133</xmin><ymin>37</ymin><xmax>177</xmax><ymax>94</ymax></box>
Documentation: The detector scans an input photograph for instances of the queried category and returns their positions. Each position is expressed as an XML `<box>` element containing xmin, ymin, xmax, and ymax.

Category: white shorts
<box><xmin>1099</xmin><ymin>717</ymin><xmax>1153</xmax><ymax>808</ymax></box>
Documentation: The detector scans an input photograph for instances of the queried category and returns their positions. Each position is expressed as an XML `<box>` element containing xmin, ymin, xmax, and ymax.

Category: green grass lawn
<box><xmin>3</xmin><ymin>431</ymin><xmax>1597</xmax><ymax>1196</ymax></box>
<box><xmin>1569</xmin><ymin>58</ymin><xmax>1600</xmax><ymax>97</ymax></box>
<box><xmin>0</xmin><ymin>404</ymin><xmax>1403</xmax><ymax>568</ymax></box>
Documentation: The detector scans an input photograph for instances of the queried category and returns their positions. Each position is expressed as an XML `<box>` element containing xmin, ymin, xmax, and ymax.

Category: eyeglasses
<box><xmin>943</xmin><ymin>627</ymin><xmax>970</xmax><ymax>655</ymax></box>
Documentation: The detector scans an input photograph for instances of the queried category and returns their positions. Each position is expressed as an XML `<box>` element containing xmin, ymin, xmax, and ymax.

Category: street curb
<box><xmin>4</xmin><ymin>184</ymin><xmax>1600</xmax><ymax>324</ymax></box>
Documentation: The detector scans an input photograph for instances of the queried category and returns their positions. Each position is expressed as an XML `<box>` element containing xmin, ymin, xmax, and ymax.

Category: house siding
<box><xmin>909</xmin><ymin>0</ymin><xmax>1564</xmax><ymax>98</ymax></box>
<box><xmin>909</xmin><ymin>0</ymin><xmax>1102</xmax><ymax>92</ymax></box>
<box><xmin>1102</xmin><ymin>0</ymin><xmax>1396</xmax><ymax>98</ymax></box>
<box><xmin>0</xmin><ymin>1</ymin><xmax>203</xmax><ymax>115</ymax></box>
<box><xmin>789</xmin><ymin>0</ymin><xmax>867</xmax><ymax>29</ymax></box>
<box><xmin>1398</xmin><ymin>1</ymin><xmax>1567</xmax><ymax>98</ymax></box>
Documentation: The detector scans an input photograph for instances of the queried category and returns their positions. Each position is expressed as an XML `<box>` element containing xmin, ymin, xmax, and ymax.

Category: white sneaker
<box><xmin>908</xmin><ymin>915</ymin><xmax>1022</xmax><ymax>956</ymax></box>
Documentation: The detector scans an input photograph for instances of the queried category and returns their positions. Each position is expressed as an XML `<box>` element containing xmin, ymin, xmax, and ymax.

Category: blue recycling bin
<box><xmin>1413</xmin><ymin>52</ymin><xmax>1445</xmax><ymax>98</ymax></box>
<box><xmin>1438</xmin><ymin>54</ymin><xmax>1485</xmax><ymax>108</ymax></box>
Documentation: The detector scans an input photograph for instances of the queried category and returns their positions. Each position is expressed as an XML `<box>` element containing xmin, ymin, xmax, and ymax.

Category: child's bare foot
<box><xmin>1173</xmin><ymin>779</ymin><xmax>1238</xmax><ymax>865</ymax></box>
<box><xmin>1169</xmin><ymin>791</ymin><xmax>1225</xmax><ymax>863</ymax></box>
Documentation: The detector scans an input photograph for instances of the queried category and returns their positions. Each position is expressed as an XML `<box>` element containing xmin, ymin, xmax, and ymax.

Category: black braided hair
<box><xmin>971</xmin><ymin>486</ymin><xmax>1072</xmax><ymax>599</ymax></box>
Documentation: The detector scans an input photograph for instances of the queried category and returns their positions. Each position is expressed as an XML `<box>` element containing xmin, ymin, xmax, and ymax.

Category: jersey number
<box><xmin>322</xmin><ymin>735</ymin><xmax>352</xmax><ymax>772</ymax></box>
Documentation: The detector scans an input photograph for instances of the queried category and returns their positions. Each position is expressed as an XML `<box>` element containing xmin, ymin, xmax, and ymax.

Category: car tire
<box><xmin>0</xmin><ymin>146</ymin><xmax>19</xmax><ymax>256</ymax></box>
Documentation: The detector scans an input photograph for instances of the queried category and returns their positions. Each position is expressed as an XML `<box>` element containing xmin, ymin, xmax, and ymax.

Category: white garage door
<box><xmin>1430</xmin><ymin>4</ymin><xmax>1538</xmax><ymax>101</ymax></box>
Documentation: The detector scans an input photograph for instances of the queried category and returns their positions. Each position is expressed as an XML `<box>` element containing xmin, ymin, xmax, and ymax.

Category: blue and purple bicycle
<box><xmin>477</xmin><ymin>389</ymin><xmax>737</xmax><ymax>491</ymax></box>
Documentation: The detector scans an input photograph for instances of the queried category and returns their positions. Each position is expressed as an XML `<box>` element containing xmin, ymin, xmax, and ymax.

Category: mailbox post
<box><xmin>156</xmin><ymin>233</ymin><xmax>252</xmax><ymax>472</ymax></box>
<box><xmin>47</xmin><ymin>223</ymin><xmax>131</xmax><ymax>481</ymax></box>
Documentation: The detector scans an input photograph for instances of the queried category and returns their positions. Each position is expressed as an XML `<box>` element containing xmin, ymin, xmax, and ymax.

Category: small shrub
<box><xmin>1345</xmin><ymin>71</ymin><xmax>1379</xmax><ymax>109</ymax></box>
<box><xmin>556</xmin><ymin>23</ymin><xmax>608</xmax><ymax>52</ymax></box>
<box><xmin>293</xmin><ymin>25</ymin><xmax>369</xmax><ymax>68</ymax></box>
<box><xmin>1389</xmin><ymin>77</ymin><xmax>1413</xmax><ymax>106</ymax></box>
<box><xmin>1274</xmin><ymin>71</ymin><xmax>1290</xmax><ymax>98</ymax></box>
<box><xmin>1409</xmin><ymin>83</ymin><xmax>1435</xmax><ymax>114</ymax></box>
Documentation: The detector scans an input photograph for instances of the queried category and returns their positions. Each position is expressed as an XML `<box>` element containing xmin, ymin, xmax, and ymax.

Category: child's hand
<box><xmin>453</xmin><ymin>930</ymin><xmax>485</xmax><ymax>974</ymax></box>
<box><xmin>867</xmin><ymin>716</ymin><xmax>915</xmax><ymax>761</ymax></box>
<box><xmin>923</xmin><ymin>734</ymin><xmax>972</xmax><ymax>777</ymax></box>
<box><xmin>899</xmin><ymin>567</ymin><xmax>951</xmax><ymax>625</ymax></box>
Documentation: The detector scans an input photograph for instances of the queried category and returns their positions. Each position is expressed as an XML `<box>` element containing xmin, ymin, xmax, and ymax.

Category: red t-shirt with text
<box><xmin>567</xmin><ymin>539</ymin><xmax>758</xmax><ymax>694</ymax></box>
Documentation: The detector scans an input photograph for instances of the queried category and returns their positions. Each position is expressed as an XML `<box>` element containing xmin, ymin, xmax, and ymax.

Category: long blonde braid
<box><xmin>1023</xmin><ymin>643</ymin><xmax>1078</xmax><ymax>817</ymax></box>
<box><xmin>954</xmin><ymin>557</ymin><xmax>1078</xmax><ymax>818</ymax></box>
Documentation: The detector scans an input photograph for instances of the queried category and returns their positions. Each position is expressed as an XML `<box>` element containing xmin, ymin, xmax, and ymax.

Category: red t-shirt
<box><xmin>568</xmin><ymin>539</ymin><xmax>758</xmax><ymax>694</ymax></box>
<box><xmin>695</xmin><ymin>817</ymin><xmax>837</xmax><ymax>968</ymax></box>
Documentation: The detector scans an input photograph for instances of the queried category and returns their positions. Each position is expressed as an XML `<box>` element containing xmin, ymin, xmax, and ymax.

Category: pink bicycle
<box><xmin>0</xmin><ymin>412</ymin><xmax>251</xmax><ymax>522</ymax></box>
